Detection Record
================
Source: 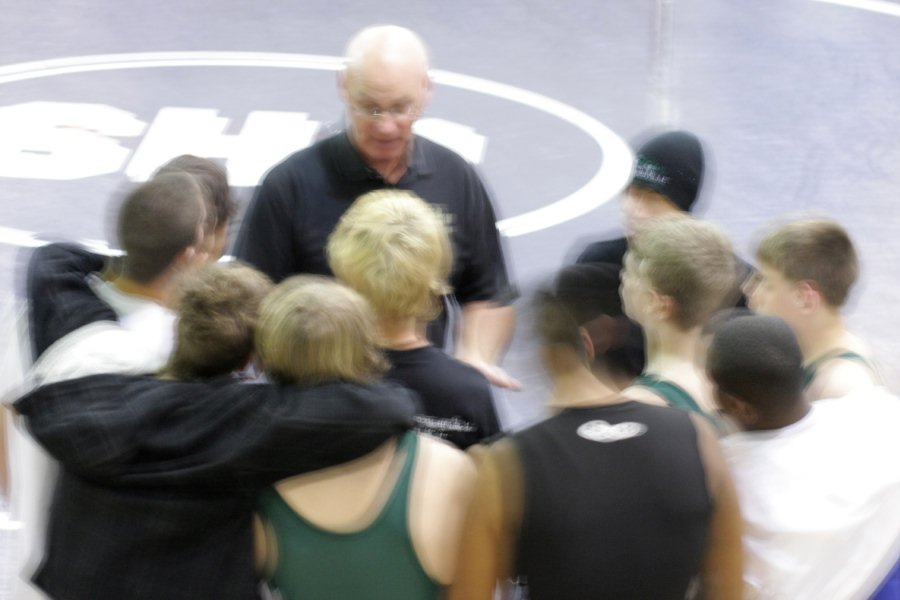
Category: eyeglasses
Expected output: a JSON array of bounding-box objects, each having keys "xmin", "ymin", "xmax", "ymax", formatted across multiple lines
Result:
[{"xmin": 350, "ymin": 102, "xmax": 421, "ymax": 122}]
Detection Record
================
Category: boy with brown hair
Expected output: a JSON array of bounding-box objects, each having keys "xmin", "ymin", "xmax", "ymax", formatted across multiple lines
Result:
[
  {"xmin": 154, "ymin": 154, "xmax": 237, "ymax": 261},
  {"xmin": 746, "ymin": 218, "xmax": 881, "ymax": 400}
]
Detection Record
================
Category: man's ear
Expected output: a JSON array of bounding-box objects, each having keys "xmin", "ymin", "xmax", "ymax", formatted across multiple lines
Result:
[
  {"xmin": 578, "ymin": 326, "xmax": 596, "ymax": 364},
  {"xmin": 580, "ymin": 318, "xmax": 606, "ymax": 354},
  {"xmin": 716, "ymin": 388, "xmax": 758, "ymax": 428},
  {"xmin": 174, "ymin": 244, "xmax": 206, "ymax": 272},
  {"xmin": 581, "ymin": 315, "xmax": 629, "ymax": 355},
  {"xmin": 420, "ymin": 73, "xmax": 434, "ymax": 108},
  {"xmin": 649, "ymin": 289, "xmax": 676, "ymax": 324},
  {"xmin": 796, "ymin": 279, "xmax": 823, "ymax": 313}
]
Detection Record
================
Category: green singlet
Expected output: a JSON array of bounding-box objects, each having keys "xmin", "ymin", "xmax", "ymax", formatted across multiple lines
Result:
[
  {"xmin": 634, "ymin": 373, "xmax": 704, "ymax": 415},
  {"xmin": 801, "ymin": 350, "xmax": 872, "ymax": 390},
  {"xmin": 257, "ymin": 431, "xmax": 440, "ymax": 600},
  {"xmin": 634, "ymin": 374, "xmax": 727, "ymax": 434}
]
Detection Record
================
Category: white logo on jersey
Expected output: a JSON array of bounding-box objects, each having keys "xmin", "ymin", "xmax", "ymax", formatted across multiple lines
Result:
[{"xmin": 576, "ymin": 420, "xmax": 647, "ymax": 443}]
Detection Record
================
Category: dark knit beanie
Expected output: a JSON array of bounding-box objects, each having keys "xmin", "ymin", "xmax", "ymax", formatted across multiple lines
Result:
[{"xmin": 631, "ymin": 130, "xmax": 704, "ymax": 213}]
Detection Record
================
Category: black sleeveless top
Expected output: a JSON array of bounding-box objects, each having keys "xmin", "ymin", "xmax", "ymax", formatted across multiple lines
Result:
[{"xmin": 514, "ymin": 401, "xmax": 712, "ymax": 600}]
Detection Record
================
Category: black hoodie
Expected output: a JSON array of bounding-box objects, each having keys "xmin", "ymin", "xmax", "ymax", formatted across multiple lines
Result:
[{"xmin": 16, "ymin": 374, "xmax": 417, "ymax": 600}]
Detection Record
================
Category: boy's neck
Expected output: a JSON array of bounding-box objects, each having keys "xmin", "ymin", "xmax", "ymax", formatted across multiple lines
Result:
[
  {"xmin": 644, "ymin": 321, "xmax": 703, "ymax": 377},
  {"xmin": 379, "ymin": 317, "xmax": 429, "ymax": 351},
  {"xmin": 745, "ymin": 399, "xmax": 812, "ymax": 432},
  {"xmin": 794, "ymin": 308, "xmax": 851, "ymax": 364},
  {"xmin": 589, "ymin": 364, "xmax": 632, "ymax": 392},
  {"xmin": 550, "ymin": 363, "xmax": 621, "ymax": 409},
  {"xmin": 112, "ymin": 276, "xmax": 169, "ymax": 305},
  {"xmin": 641, "ymin": 322, "xmax": 717, "ymax": 412}
]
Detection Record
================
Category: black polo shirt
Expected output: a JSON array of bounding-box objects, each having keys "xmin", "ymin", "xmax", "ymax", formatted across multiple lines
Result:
[{"xmin": 234, "ymin": 132, "xmax": 513, "ymax": 306}]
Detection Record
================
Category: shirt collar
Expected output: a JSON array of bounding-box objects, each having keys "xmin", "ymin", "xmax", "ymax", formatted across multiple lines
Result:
[{"xmin": 329, "ymin": 131, "xmax": 435, "ymax": 182}]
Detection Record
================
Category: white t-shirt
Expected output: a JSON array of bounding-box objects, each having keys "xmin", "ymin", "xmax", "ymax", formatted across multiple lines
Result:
[{"xmin": 723, "ymin": 386, "xmax": 900, "ymax": 600}]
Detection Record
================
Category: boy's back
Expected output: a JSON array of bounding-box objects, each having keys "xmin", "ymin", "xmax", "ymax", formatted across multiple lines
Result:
[{"xmin": 385, "ymin": 346, "xmax": 500, "ymax": 449}]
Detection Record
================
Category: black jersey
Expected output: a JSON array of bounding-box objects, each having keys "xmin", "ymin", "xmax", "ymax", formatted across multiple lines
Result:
[
  {"xmin": 513, "ymin": 401, "xmax": 712, "ymax": 600},
  {"xmin": 385, "ymin": 346, "xmax": 500, "ymax": 449}
]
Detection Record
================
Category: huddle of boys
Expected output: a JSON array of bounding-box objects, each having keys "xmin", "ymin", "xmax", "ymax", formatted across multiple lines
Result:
[
  {"xmin": 572, "ymin": 128, "xmax": 896, "ymax": 600},
  {"xmin": 5, "ymin": 23, "xmax": 898, "ymax": 600}
]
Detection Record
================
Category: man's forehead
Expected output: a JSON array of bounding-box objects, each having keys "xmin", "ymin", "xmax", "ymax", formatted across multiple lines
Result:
[
  {"xmin": 346, "ymin": 63, "xmax": 427, "ymax": 97},
  {"xmin": 348, "ymin": 85, "xmax": 417, "ymax": 105}
]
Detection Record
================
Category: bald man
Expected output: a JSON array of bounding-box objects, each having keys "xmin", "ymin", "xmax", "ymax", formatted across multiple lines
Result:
[{"xmin": 234, "ymin": 25, "xmax": 517, "ymax": 388}]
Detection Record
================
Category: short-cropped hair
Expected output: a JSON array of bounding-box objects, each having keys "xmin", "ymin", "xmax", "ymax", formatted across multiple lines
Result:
[
  {"xmin": 554, "ymin": 262, "xmax": 624, "ymax": 323},
  {"xmin": 155, "ymin": 155, "xmax": 236, "ymax": 235},
  {"xmin": 256, "ymin": 275, "xmax": 388, "ymax": 384},
  {"xmin": 532, "ymin": 288, "xmax": 588, "ymax": 359},
  {"xmin": 327, "ymin": 189, "xmax": 452, "ymax": 320},
  {"xmin": 167, "ymin": 262, "xmax": 273, "ymax": 380},
  {"xmin": 630, "ymin": 214, "xmax": 737, "ymax": 330},
  {"xmin": 756, "ymin": 218, "xmax": 859, "ymax": 307},
  {"xmin": 707, "ymin": 314, "xmax": 804, "ymax": 413},
  {"xmin": 117, "ymin": 172, "xmax": 205, "ymax": 283}
]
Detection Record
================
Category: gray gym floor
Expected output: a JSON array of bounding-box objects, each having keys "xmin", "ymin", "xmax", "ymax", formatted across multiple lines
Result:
[{"xmin": 2, "ymin": 0, "xmax": 900, "ymax": 593}]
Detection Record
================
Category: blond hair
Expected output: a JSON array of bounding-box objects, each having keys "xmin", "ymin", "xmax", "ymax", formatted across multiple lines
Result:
[
  {"xmin": 327, "ymin": 189, "xmax": 452, "ymax": 321},
  {"xmin": 756, "ymin": 218, "xmax": 858, "ymax": 307},
  {"xmin": 167, "ymin": 262, "xmax": 273, "ymax": 380},
  {"xmin": 256, "ymin": 275, "xmax": 388, "ymax": 384},
  {"xmin": 631, "ymin": 214, "xmax": 737, "ymax": 329}
]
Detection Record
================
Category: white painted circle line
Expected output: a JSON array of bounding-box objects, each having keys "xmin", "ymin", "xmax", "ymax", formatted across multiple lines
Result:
[
  {"xmin": 0, "ymin": 52, "xmax": 346, "ymax": 83},
  {"xmin": 0, "ymin": 51, "xmax": 633, "ymax": 239},
  {"xmin": 812, "ymin": 0, "xmax": 900, "ymax": 17},
  {"xmin": 431, "ymin": 70, "xmax": 633, "ymax": 236}
]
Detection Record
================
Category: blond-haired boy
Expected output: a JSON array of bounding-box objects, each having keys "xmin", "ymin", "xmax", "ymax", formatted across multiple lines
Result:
[
  {"xmin": 328, "ymin": 189, "xmax": 501, "ymax": 448},
  {"xmin": 621, "ymin": 214, "xmax": 738, "ymax": 414}
]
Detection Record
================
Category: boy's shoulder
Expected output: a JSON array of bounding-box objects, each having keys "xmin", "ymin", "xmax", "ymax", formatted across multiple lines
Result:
[{"xmin": 804, "ymin": 337, "xmax": 882, "ymax": 400}]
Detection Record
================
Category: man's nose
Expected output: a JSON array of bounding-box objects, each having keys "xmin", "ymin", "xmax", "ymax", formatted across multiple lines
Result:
[{"xmin": 374, "ymin": 115, "xmax": 400, "ymax": 134}]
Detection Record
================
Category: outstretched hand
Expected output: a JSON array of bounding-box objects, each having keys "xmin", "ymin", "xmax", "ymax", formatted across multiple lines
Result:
[{"xmin": 464, "ymin": 357, "xmax": 522, "ymax": 391}]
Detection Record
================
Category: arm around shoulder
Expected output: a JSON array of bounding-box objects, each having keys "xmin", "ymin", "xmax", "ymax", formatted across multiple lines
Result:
[{"xmin": 27, "ymin": 243, "xmax": 115, "ymax": 358}]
